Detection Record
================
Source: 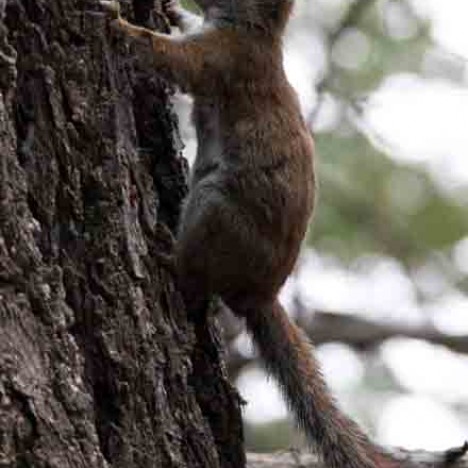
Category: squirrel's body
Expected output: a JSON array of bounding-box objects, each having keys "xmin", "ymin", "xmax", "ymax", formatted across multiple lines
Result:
[
  {"xmin": 182, "ymin": 33, "xmax": 315, "ymax": 313},
  {"xmin": 106, "ymin": 1, "xmax": 400, "ymax": 467}
]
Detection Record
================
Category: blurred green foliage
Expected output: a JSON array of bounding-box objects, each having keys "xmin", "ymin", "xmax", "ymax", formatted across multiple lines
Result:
[
  {"xmin": 244, "ymin": 420, "xmax": 297, "ymax": 452},
  {"xmin": 313, "ymin": 132, "xmax": 468, "ymax": 263},
  {"xmin": 181, "ymin": 0, "xmax": 198, "ymax": 12},
  {"xmin": 306, "ymin": 0, "xmax": 468, "ymax": 271}
]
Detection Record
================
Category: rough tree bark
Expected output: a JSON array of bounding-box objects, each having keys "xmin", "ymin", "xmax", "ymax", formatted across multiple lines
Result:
[{"xmin": 0, "ymin": 1, "xmax": 245, "ymax": 467}]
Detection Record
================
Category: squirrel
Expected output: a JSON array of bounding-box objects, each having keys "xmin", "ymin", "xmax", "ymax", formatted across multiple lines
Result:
[{"xmin": 100, "ymin": 1, "xmax": 402, "ymax": 467}]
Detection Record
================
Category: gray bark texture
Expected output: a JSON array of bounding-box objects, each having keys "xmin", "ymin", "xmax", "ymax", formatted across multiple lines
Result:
[{"xmin": 0, "ymin": 1, "xmax": 245, "ymax": 467}]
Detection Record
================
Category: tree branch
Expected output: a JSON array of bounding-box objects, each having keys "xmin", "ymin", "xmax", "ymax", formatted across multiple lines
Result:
[
  {"xmin": 247, "ymin": 444, "xmax": 468, "ymax": 467},
  {"xmin": 299, "ymin": 311, "xmax": 468, "ymax": 353},
  {"xmin": 226, "ymin": 310, "xmax": 468, "ymax": 379}
]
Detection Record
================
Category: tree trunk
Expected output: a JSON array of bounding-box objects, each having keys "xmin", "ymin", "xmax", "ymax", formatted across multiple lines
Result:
[{"xmin": 0, "ymin": 1, "xmax": 245, "ymax": 467}]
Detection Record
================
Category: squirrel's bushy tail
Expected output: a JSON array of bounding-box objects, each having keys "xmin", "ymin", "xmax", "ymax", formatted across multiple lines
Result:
[{"xmin": 244, "ymin": 300, "xmax": 396, "ymax": 468}]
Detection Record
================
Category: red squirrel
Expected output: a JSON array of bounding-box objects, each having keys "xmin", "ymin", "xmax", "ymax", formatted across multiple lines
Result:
[{"xmin": 102, "ymin": 1, "xmax": 402, "ymax": 466}]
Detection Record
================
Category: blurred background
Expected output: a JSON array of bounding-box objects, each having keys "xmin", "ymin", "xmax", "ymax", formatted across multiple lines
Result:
[{"xmin": 177, "ymin": 0, "xmax": 468, "ymax": 453}]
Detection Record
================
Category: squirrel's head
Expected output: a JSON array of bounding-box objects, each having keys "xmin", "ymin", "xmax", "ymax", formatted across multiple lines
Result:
[{"xmin": 194, "ymin": 0, "xmax": 294, "ymax": 35}]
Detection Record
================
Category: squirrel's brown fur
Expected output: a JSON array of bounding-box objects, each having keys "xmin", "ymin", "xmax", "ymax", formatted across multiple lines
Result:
[{"xmin": 105, "ymin": 1, "xmax": 401, "ymax": 466}]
